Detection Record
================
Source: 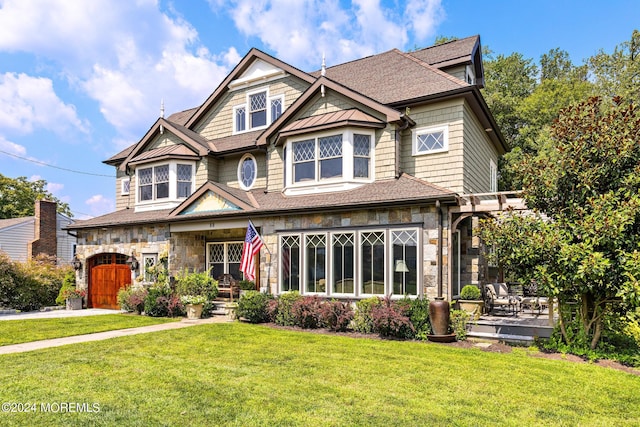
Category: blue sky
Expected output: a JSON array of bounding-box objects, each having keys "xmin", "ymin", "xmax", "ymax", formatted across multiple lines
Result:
[{"xmin": 0, "ymin": 0, "xmax": 638, "ymax": 219}]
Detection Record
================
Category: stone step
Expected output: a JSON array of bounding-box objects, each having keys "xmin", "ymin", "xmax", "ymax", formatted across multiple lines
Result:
[
  {"xmin": 468, "ymin": 318, "xmax": 554, "ymax": 344},
  {"xmin": 467, "ymin": 331, "xmax": 535, "ymax": 345}
]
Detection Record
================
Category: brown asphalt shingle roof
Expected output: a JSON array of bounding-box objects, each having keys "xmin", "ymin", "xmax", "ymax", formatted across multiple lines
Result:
[
  {"xmin": 68, "ymin": 174, "xmax": 456, "ymax": 229},
  {"xmin": 408, "ymin": 36, "xmax": 479, "ymax": 68},
  {"xmin": 0, "ymin": 216, "xmax": 34, "ymax": 230},
  {"xmin": 129, "ymin": 144, "xmax": 199, "ymax": 166}
]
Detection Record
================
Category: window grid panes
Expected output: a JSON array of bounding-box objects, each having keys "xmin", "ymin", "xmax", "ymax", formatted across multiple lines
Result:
[
  {"xmin": 250, "ymin": 92, "xmax": 267, "ymax": 128},
  {"xmin": 281, "ymin": 236, "xmax": 300, "ymax": 292},
  {"xmin": 271, "ymin": 98, "xmax": 282, "ymax": 121},
  {"xmin": 332, "ymin": 233, "xmax": 355, "ymax": 294},
  {"xmin": 319, "ymin": 135, "xmax": 343, "ymax": 180},
  {"xmin": 240, "ymin": 156, "xmax": 257, "ymax": 188},
  {"xmin": 353, "ymin": 134, "xmax": 371, "ymax": 178},
  {"xmin": 154, "ymin": 165, "xmax": 169, "ymax": 199},
  {"xmin": 235, "ymin": 107, "xmax": 246, "ymax": 132},
  {"xmin": 207, "ymin": 242, "xmax": 244, "ymax": 281},
  {"xmin": 361, "ymin": 232, "xmax": 385, "ymax": 295},
  {"xmin": 417, "ymin": 131, "xmax": 444, "ymax": 152},
  {"xmin": 177, "ymin": 164, "xmax": 192, "ymax": 198},
  {"xmin": 306, "ymin": 235, "xmax": 326, "ymax": 293},
  {"xmin": 143, "ymin": 254, "xmax": 157, "ymax": 282},
  {"xmin": 392, "ymin": 230, "xmax": 418, "ymax": 295},
  {"xmin": 138, "ymin": 168, "xmax": 153, "ymax": 201},
  {"xmin": 293, "ymin": 139, "xmax": 316, "ymax": 183}
]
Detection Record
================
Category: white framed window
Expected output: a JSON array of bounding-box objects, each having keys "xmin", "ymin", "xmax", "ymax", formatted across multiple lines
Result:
[
  {"xmin": 207, "ymin": 242, "xmax": 244, "ymax": 280},
  {"xmin": 233, "ymin": 89, "xmax": 285, "ymax": 134},
  {"xmin": 286, "ymin": 129, "xmax": 374, "ymax": 192},
  {"xmin": 121, "ymin": 178, "xmax": 130, "ymax": 196},
  {"xmin": 279, "ymin": 227, "xmax": 420, "ymax": 298},
  {"xmin": 412, "ymin": 124, "xmax": 449, "ymax": 155},
  {"xmin": 142, "ymin": 254, "xmax": 158, "ymax": 283},
  {"xmin": 238, "ymin": 154, "xmax": 257, "ymax": 190},
  {"xmin": 135, "ymin": 161, "xmax": 196, "ymax": 206},
  {"xmin": 490, "ymin": 159, "xmax": 498, "ymax": 192}
]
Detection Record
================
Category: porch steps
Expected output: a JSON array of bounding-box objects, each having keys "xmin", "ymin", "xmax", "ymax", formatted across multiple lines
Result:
[{"xmin": 467, "ymin": 318, "xmax": 553, "ymax": 345}]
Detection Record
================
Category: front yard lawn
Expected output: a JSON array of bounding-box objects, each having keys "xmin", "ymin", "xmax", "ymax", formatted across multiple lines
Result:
[
  {"xmin": 0, "ymin": 322, "xmax": 638, "ymax": 426},
  {"xmin": 0, "ymin": 314, "xmax": 178, "ymax": 346}
]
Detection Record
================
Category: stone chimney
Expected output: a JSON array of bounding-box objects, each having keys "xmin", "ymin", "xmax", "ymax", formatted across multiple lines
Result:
[{"xmin": 28, "ymin": 200, "xmax": 58, "ymax": 261}]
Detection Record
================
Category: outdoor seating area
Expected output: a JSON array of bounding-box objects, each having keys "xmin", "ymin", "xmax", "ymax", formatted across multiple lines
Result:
[{"xmin": 482, "ymin": 283, "xmax": 550, "ymax": 317}]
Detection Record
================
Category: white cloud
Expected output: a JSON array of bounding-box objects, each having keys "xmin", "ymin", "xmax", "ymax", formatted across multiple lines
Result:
[
  {"xmin": 0, "ymin": 0, "xmax": 235, "ymax": 140},
  {"xmin": 46, "ymin": 182, "xmax": 64, "ymax": 195},
  {"xmin": 85, "ymin": 194, "xmax": 115, "ymax": 217},
  {"xmin": 0, "ymin": 73, "xmax": 88, "ymax": 135},
  {"xmin": 0, "ymin": 136, "xmax": 27, "ymax": 156},
  {"xmin": 224, "ymin": 0, "xmax": 445, "ymax": 68}
]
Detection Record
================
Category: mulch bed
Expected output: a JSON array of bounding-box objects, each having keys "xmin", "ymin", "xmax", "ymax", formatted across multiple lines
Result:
[{"xmin": 259, "ymin": 322, "xmax": 640, "ymax": 376}]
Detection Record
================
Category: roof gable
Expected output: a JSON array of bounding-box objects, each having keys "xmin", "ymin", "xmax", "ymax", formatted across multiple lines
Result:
[
  {"xmin": 185, "ymin": 48, "xmax": 316, "ymax": 130},
  {"xmin": 169, "ymin": 181, "xmax": 255, "ymax": 217},
  {"xmin": 258, "ymin": 76, "xmax": 405, "ymax": 146}
]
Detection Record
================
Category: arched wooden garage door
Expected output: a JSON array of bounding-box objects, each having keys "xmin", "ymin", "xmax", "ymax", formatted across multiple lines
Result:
[{"xmin": 89, "ymin": 253, "xmax": 132, "ymax": 309}]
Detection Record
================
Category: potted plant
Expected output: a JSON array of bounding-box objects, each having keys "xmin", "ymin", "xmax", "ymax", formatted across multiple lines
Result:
[
  {"xmin": 63, "ymin": 287, "xmax": 87, "ymax": 310},
  {"xmin": 180, "ymin": 295, "xmax": 207, "ymax": 319},
  {"xmin": 458, "ymin": 285, "xmax": 483, "ymax": 320}
]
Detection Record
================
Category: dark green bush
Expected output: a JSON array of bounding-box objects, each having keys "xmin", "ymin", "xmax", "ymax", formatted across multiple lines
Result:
[
  {"xmin": 272, "ymin": 291, "xmax": 303, "ymax": 326},
  {"xmin": 237, "ymin": 291, "xmax": 271, "ymax": 323},
  {"xmin": 460, "ymin": 285, "xmax": 481, "ymax": 300},
  {"xmin": 408, "ymin": 297, "xmax": 431, "ymax": 340},
  {"xmin": 56, "ymin": 270, "xmax": 77, "ymax": 305},
  {"xmin": 174, "ymin": 268, "xmax": 218, "ymax": 300},
  {"xmin": 353, "ymin": 296, "xmax": 381, "ymax": 333}
]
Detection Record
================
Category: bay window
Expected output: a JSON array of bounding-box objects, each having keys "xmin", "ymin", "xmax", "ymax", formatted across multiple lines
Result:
[{"xmin": 136, "ymin": 161, "xmax": 195, "ymax": 206}]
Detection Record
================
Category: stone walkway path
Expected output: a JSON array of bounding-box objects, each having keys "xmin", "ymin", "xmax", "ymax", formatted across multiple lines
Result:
[{"xmin": 0, "ymin": 312, "xmax": 232, "ymax": 355}]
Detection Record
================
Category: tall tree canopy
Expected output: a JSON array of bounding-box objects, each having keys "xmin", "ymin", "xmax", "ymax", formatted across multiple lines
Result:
[
  {"xmin": 0, "ymin": 174, "xmax": 72, "ymax": 219},
  {"xmin": 482, "ymin": 97, "xmax": 640, "ymax": 350}
]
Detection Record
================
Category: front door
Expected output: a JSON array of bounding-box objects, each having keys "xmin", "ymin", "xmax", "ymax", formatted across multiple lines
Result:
[{"xmin": 89, "ymin": 254, "xmax": 131, "ymax": 309}]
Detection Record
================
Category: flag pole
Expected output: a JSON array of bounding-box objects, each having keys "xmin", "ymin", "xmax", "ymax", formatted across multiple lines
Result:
[{"xmin": 248, "ymin": 219, "xmax": 272, "ymax": 293}]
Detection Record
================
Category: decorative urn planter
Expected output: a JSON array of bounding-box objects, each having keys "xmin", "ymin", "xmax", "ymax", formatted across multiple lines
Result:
[
  {"xmin": 185, "ymin": 303, "xmax": 204, "ymax": 320},
  {"xmin": 66, "ymin": 297, "xmax": 83, "ymax": 311},
  {"xmin": 429, "ymin": 297, "xmax": 450, "ymax": 336},
  {"xmin": 224, "ymin": 302, "xmax": 238, "ymax": 320}
]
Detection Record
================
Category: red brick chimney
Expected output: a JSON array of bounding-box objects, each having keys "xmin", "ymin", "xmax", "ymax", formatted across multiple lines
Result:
[{"xmin": 28, "ymin": 200, "xmax": 58, "ymax": 261}]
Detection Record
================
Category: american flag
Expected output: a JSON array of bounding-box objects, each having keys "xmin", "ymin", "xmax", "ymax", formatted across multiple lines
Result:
[{"xmin": 240, "ymin": 221, "xmax": 263, "ymax": 281}]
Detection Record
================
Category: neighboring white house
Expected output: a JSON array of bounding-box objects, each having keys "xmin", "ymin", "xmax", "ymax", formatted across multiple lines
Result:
[{"xmin": 0, "ymin": 201, "xmax": 75, "ymax": 265}]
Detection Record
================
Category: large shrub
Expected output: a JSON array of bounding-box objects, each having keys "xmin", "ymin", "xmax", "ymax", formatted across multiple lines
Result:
[
  {"xmin": 353, "ymin": 297, "xmax": 382, "ymax": 334},
  {"xmin": 291, "ymin": 295, "xmax": 324, "ymax": 329},
  {"xmin": 320, "ymin": 300, "xmax": 354, "ymax": 332},
  {"xmin": 272, "ymin": 291, "xmax": 303, "ymax": 326},
  {"xmin": 117, "ymin": 286, "xmax": 148, "ymax": 313},
  {"xmin": 408, "ymin": 298, "xmax": 431, "ymax": 340},
  {"xmin": 56, "ymin": 270, "xmax": 77, "ymax": 305},
  {"xmin": 371, "ymin": 297, "xmax": 414, "ymax": 339},
  {"xmin": 174, "ymin": 268, "xmax": 218, "ymax": 300},
  {"xmin": 450, "ymin": 309, "xmax": 470, "ymax": 341},
  {"xmin": 237, "ymin": 291, "xmax": 271, "ymax": 323},
  {"xmin": 144, "ymin": 285, "xmax": 184, "ymax": 317},
  {"xmin": 0, "ymin": 253, "xmax": 69, "ymax": 311}
]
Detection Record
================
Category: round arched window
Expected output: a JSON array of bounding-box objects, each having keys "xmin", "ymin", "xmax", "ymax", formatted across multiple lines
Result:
[{"xmin": 238, "ymin": 154, "xmax": 257, "ymax": 189}]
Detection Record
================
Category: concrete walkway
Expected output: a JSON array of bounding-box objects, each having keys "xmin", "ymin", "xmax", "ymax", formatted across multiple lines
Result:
[
  {"xmin": 0, "ymin": 308, "xmax": 124, "ymax": 321},
  {"xmin": 0, "ymin": 312, "xmax": 232, "ymax": 355}
]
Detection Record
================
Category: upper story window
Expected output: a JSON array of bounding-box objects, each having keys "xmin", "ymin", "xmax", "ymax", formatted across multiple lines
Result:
[
  {"xmin": 412, "ymin": 124, "xmax": 449, "ymax": 155},
  {"xmin": 238, "ymin": 154, "xmax": 257, "ymax": 190},
  {"xmin": 136, "ymin": 161, "xmax": 195, "ymax": 206},
  {"xmin": 234, "ymin": 89, "xmax": 284, "ymax": 134},
  {"xmin": 285, "ymin": 130, "xmax": 373, "ymax": 194},
  {"xmin": 121, "ymin": 178, "xmax": 130, "ymax": 196}
]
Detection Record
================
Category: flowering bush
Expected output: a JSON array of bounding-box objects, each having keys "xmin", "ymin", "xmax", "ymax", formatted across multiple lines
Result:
[
  {"xmin": 320, "ymin": 300, "xmax": 354, "ymax": 332},
  {"xmin": 61, "ymin": 287, "xmax": 87, "ymax": 299},
  {"xmin": 371, "ymin": 297, "xmax": 414, "ymax": 339},
  {"xmin": 117, "ymin": 286, "xmax": 148, "ymax": 313},
  {"xmin": 291, "ymin": 295, "xmax": 324, "ymax": 329},
  {"xmin": 180, "ymin": 295, "xmax": 207, "ymax": 305},
  {"xmin": 144, "ymin": 285, "xmax": 184, "ymax": 317}
]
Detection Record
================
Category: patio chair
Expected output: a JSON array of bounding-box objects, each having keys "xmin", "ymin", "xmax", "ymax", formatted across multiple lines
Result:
[{"xmin": 484, "ymin": 283, "xmax": 520, "ymax": 316}]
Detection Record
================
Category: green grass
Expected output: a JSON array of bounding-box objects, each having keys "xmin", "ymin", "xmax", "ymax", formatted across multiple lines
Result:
[
  {"xmin": 0, "ymin": 322, "xmax": 638, "ymax": 426},
  {"xmin": 0, "ymin": 315, "xmax": 178, "ymax": 346}
]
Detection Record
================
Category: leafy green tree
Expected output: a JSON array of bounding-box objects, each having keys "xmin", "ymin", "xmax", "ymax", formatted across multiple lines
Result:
[
  {"xmin": 0, "ymin": 174, "xmax": 72, "ymax": 218},
  {"xmin": 482, "ymin": 97, "xmax": 640, "ymax": 350},
  {"xmin": 589, "ymin": 29, "xmax": 640, "ymax": 104}
]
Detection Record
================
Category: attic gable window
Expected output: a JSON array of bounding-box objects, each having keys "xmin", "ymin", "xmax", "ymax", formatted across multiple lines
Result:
[
  {"xmin": 233, "ymin": 90, "xmax": 284, "ymax": 134},
  {"xmin": 412, "ymin": 124, "xmax": 449, "ymax": 155}
]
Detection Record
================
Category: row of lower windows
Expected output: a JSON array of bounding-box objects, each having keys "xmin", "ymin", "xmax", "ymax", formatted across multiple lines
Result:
[{"xmin": 280, "ymin": 228, "xmax": 420, "ymax": 297}]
